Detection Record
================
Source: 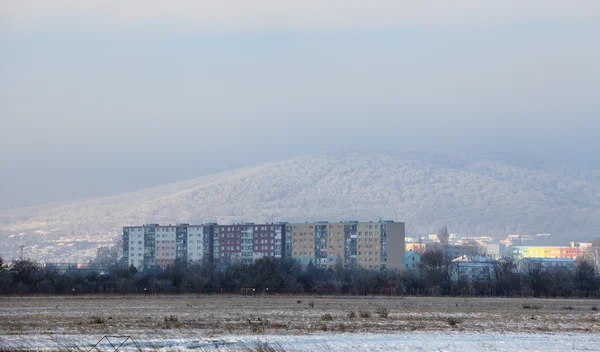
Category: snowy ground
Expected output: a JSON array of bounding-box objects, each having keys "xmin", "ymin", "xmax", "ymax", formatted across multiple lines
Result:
[
  {"xmin": 1, "ymin": 296, "xmax": 599, "ymax": 351},
  {"xmin": 2, "ymin": 332, "xmax": 600, "ymax": 351}
]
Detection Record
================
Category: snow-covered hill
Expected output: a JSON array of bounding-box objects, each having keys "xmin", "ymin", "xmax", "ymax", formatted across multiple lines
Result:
[{"xmin": 2, "ymin": 151, "xmax": 600, "ymax": 260}]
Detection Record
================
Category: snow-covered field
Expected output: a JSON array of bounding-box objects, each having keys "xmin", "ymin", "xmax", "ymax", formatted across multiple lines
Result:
[
  {"xmin": 1, "ymin": 296, "xmax": 599, "ymax": 351},
  {"xmin": 2, "ymin": 331, "xmax": 600, "ymax": 351}
]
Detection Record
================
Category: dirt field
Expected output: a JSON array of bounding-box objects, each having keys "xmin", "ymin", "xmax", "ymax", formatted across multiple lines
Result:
[{"xmin": 1, "ymin": 295, "xmax": 599, "ymax": 337}]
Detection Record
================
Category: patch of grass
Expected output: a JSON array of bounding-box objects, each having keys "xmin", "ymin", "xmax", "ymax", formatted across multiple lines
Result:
[
  {"xmin": 321, "ymin": 313, "xmax": 334, "ymax": 321},
  {"xmin": 164, "ymin": 315, "xmax": 179, "ymax": 322},
  {"xmin": 359, "ymin": 310, "xmax": 371, "ymax": 319},
  {"xmin": 522, "ymin": 303, "xmax": 541, "ymax": 310},
  {"xmin": 376, "ymin": 307, "xmax": 389, "ymax": 319},
  {"xmin": 447, "ymin": 317, "xmax": 461, "ymax": 327},
  {"xmin": 89, "ymin": 315, "xmax": 105, "ymax": 324},
  {"xmin": 347, "ymin": 311, "xmax": 356, "ymax": 319},
  {"xmin": 246, "ymin": 316, "xmax": 269, "ymax": 334},
  {"xmin": 335, "ymin": 322, "xmax": 352, "ymax": 332}
]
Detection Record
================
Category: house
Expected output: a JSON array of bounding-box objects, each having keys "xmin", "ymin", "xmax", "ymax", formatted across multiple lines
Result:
[
  {"xmin": 402, "ymin": 250, "xmax": 421, "ymax": 270},
  {"xmin": 452, "ymin": 255, "xmax": 497, "ymax": 283}
]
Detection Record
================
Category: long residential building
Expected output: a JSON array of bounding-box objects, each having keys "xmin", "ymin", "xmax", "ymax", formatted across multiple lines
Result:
[
  {"xmin": 287, "ymin": 220, "xmax": 404, "ymax": 271},
  {"xmin": 123, "ymin": 220, "xmax": 405, "ymax": 272},
  {"xmin": 511, "ymin": 243, "xmax": 591, "ymax": 261}
]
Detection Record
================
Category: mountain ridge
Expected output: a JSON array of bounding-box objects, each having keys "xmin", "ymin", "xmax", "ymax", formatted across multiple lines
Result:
[{"xmin": 2, "ymin": 150, "xmax": 599, "ymax": 260}]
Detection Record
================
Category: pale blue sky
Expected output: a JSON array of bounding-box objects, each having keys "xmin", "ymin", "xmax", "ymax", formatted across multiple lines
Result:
[{"xmin": 1, "ymin": 1, "xmax": 599, "ymax": 207}]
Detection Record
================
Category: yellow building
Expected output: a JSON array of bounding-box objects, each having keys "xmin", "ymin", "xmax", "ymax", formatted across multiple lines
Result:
[
  {"xmin": 286, "ymin": 221, "xmax": 405, "ymax": 271},
  {"xmin": 511, "ymin": 245, "xmax": 585, "ymax": 261},
  {"xmin": 406, "ymin": 242, "xmax": 426, "ymax": 253}
]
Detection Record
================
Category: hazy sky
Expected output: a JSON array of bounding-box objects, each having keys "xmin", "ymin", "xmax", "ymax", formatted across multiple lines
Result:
[{"xmin": 1, "ymin": 1, "xmax": 599, "ymax": 207}]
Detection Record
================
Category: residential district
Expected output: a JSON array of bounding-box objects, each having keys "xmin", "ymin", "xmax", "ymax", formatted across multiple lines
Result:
[{"xmin": 123, "ymin": 221, "xmax": 600, "ymax": 283}]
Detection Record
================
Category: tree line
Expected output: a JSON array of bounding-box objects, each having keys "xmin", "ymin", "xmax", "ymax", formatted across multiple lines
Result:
[{"xmin": 1, "ymin": 250, "xmax": 599, "ymax": 298}]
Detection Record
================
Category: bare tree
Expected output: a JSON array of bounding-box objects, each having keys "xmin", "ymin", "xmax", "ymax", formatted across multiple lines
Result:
[
  {"xmin": 580, "ymin": 247, "xmax": 600, "ymax": 275},
  {"xmin": 95, "ymin": 245, "xmax": 120, "ymax": 269},
  {"xmin": 465, "ymin": 240, "xmax": 487, "ymax": 257},
  {"xmin": 575, "ymin": 257, "xmax": 599, "ymax": 293},
  {"xmin": 519, "ymin": 259, "xmax": 553, "ymax": 297},
  {"xmin": 492, "ymin": 257, "xmax": 519, "ymax": 296},
  {"xmin": 419, "ymin": 248, "xmax": 454, "ymax": 294},
  {"xmin": 438, "ymin": 226, "xmax": 450, "ymax": 248}
]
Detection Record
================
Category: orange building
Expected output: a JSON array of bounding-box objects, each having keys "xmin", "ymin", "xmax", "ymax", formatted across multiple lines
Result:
[{"xmin": 286, "ymin": 221, "xmax": 405, "ymax": 271}]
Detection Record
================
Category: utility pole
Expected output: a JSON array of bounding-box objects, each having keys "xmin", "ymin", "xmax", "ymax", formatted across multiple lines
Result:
[{"xmin": 19, "ymin": 245, "xmax": 24, "ymax": 261}]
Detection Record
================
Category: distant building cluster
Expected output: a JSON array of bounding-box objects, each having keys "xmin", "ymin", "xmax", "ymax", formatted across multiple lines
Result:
[
  {"xmin": 123, "ymin": 220, "xmax": 405, "ymax": 271},
  {"xmin": 402, "ymin": 232, "xmax": 598, "ymax": 283},
  {"xmin": 123, "ymin": 219, "xmax": 598, "ymax": 280}
]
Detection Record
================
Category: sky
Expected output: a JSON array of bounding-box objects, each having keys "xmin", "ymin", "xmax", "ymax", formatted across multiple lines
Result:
[{"xmin": 1, "ymin": 1, "xmax": 599, "ymax": 208}]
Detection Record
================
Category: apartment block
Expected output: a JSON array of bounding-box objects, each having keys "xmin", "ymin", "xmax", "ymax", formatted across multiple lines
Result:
[
  {"xmin": 518, "ymin": 257, "xmax": 577, "ymax": 272},
  {"xmin": 124, "ymin": 222, "xmax": 286, "ymax": 270},
  {"xmin": 123, "ymin": 223, "xmax": 214, "ymax": 269},
  {"xmin": 511, "ymin": 244, "xmax": 588, "ymax": 261},
  {"xmin": 213, "ymin": 223, "xmax": 287, "ymax": 265},
  {"xmin": 123, "ymin": 220, "xmax": 404, "ymax": 271},
  {"xmin": 286, "ymin": 220, "xmax": 405, "ymax": 271}
]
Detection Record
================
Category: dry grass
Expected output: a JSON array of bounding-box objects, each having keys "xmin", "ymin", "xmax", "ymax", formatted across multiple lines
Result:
[
  {"xmin": 522, "ymin": 303, "xmax": 542, "ymax": 310},
  {"xmin": 1, "ymin": 295, "xmax": 600, "ymax": 338},
  {"xmin": 165, "ymin": 315, "xmax": 179, "ymax": 322},
  {"xmin": 376, "ymin": 307, "xmax": 389, "ymax": 319},
  {"xmin": 447, "ymin": 317, "xmax": 461, "ymax": 327},
  {"xmin": 321, "ymin": 313, "xmax": 334, "ymax": 321},
  {"xmin": 88, "ymin": 315, "xmax": 105, "ymax": 324},
  {"xmin": 358, "ymin": 310, "xmax": 371, "ymax": 319}
]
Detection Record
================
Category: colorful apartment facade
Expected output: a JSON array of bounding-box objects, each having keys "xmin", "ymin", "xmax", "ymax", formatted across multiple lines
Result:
[
  {"xmin": 285, "ymin": 220, "xmax": 405, "ymax": 271},
  {"xmin": 511, "ymin": 243, "xmax": 590, "ymax": 261},
  {"xmin": 123, "ymin": 220, "xmax": 405, "ymax": 271},
  {"xmin": 213, "ymin": 223, "xmax": 286, "ymax": 265},
  {"xmin": 123, "ymin": 223, "xmax": 214, "ymax": 269}
]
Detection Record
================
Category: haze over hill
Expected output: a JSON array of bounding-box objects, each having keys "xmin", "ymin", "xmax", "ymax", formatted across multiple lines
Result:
[{"xmin": 1, "ymin": 151, "xmax": 599, "ymax": 260}]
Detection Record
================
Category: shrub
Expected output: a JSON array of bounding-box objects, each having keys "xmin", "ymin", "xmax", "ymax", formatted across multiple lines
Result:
[
  {"xmin": 359, "ymin": 310, "xmax": 371, "ymax": 319},
  {"xmin": 592, "ymin": 306, "xmax": 598, "ymax": 311},
  {"xmin": 321, "ymin": 313, "xmax": 334, "ymax": 321},
  {"xmin": 296, "ymin": 300, "xmax": 302, "ymax": 304},
  {"xmin": 376, "ymin": 307, "xmax": 388, "ymax": 319},
  {"xmin": 89, "ymin": 315, "xmax": 105, "ymax": 324},
  {"xmin": 447, "ymin": 317, "xmax": 461, "ymax": 327},
  {"xmin": 250, "ymin": 323, "xmax": 264, "ymax": 334},
  {"xmin": 336, "ymin": 323, "xmax": 350, "ymax": 332},
  {"xmin": 347, "ymin": 311, "xmax": 356, "ymax": 319},
  {"xmin": 164, "ymin": 315, "xmax": 179, "ymax": 322},
  {"xmin": 246, "ymin": 316, "xmax": 268, "ymax": 334},
  {"xmin": 522, "ymin": 304, "xmax": 541, "ymax": 310},
  {"xmin": 561, "ymin": 306, "xmax": 574, "ymax": 310},
  {"xmin": 308, "ymin": 301, "xmax": 315, "ymax": 308}
]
